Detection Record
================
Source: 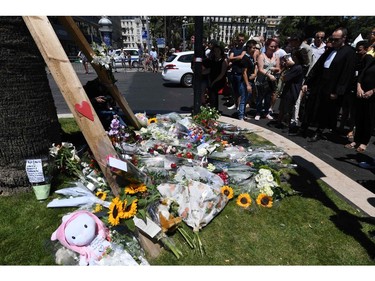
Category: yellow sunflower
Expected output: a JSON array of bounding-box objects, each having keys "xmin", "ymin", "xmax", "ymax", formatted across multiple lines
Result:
[
  {"xmin": 236, "ymin": 193, "xmax": 252, "ymax": 208},
  {"xmin": 135, "ymin": 183, "xmax": 147, "ymax": 193},
  {"xmin": 95, "ymin": 190, "xmax": 107, "ymax": 201},
  {"xmin": 148, "ymin": 117, "xmax": 158, "ymax": 125},
  {"xmin": 93, "ymin": 204, "xmax": 102, "ymax": 213},
  {"xmin": 122, "ymin": 199, "xmax": 138, "ymax": 219},
  {"xmin": 220, "ymin": 185, "xmax": 234, "ymax": 200},
  {"xmin": 108, "ymin": 197, "xmax": 124, "ymax": 226},
  {"xmin": 125, "ymin": 183, "xmax": 147, "ymax": 194},
  {"xmin": 256, "ymin": 193, "xmax": 273, "ymax": 208}
]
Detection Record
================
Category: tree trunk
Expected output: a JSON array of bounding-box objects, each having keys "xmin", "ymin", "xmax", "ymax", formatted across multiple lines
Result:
[{"xmin": 0, "ymin": 16, "xmax": 61, "ymax": 196}]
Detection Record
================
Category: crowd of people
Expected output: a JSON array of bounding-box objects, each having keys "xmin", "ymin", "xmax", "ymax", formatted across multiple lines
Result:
[{"xmin": 198, "ymin": 27, "xmax": 375, "ymax": 169}]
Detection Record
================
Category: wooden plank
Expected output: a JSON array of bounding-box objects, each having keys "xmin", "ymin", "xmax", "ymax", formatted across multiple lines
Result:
[
  {"xmin": 57, "ymin": 16, "xmax": 141, "ymax": 130},
  {"xmin": 23, "ymin": 16, "xmax": 120, "ymax": 197}
]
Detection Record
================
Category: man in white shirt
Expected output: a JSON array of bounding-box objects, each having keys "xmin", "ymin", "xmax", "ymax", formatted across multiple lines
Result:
[
  {"xmin": 309, "ymin": 31, "xmax": 326, "ymax": 71},
  {"xmin": 149, "ymin": 46, "xmax": 159, "ymax": 73}
]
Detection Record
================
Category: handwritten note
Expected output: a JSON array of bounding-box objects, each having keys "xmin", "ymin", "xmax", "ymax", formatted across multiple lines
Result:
[{"xmin": 25, "ymin": 159, "xmax": 45, "ymax": 183}]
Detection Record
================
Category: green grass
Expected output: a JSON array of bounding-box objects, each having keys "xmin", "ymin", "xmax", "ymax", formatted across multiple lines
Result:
[
  {"xmin": 150, "ymin": 168, "xmax": 375, "ymax": 265},
  {"xmin": 0, "ymin": 117, "xmax": 374, "ymax": 265}
]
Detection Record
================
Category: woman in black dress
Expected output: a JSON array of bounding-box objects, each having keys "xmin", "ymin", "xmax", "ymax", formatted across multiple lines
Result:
[
  {"xmin": 205, "ymin": 45, "xmax": 228, "ymax": 110},
  {"xmin": 346, "ymin": 55, "xmax": 375, "ymax": 153}
]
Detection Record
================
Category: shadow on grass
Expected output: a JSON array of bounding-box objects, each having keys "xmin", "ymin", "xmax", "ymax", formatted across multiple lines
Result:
[{"xmin": 289, "ymin": 156, "xmax": 375, "ymax": 260}]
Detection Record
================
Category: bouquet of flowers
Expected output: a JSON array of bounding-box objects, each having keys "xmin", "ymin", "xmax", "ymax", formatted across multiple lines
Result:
[
  {"xmin": 49, "ymin": 142, "xmax": 84, "ymax": 180},
  {"xmin": 91, "ymin": 42, "xmax": 116, "ymax": 83},
  {"xmin": 157, "ymin": 165, "xmax": 228, "ymax": 256},
  {"xmin": 219, "ymin": 166, "xmax": 289, "ymax": 212}
]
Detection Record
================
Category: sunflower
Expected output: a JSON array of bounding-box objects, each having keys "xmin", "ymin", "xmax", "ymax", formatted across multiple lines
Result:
[
  {"xmin": 93, "ymin": 203, "xmax": 103, "ymax": 213},
  {"xmin": 236, "ymin": 193, "xmax": 252, "ymax": 208},
  {"xmin": 135, "ymin": 183, "xmax": 147, "ymax": 193},
  {"xmin": 148, "ymin": 117, "xmax": 158, "ymax": 125},
  {"xmin": 108, "ymin": 197, "xmax": 124, "ymax": 226},
  {"xmin": 220, "ymin": 185, "xmax": 234, "ymax": 200},
  {"xmin": 256, "ymin": 193, "xmax": 273, "ymax": 208},
  {"xmin": 125, "ymin": 183, "xmax": 147, "ymax": 194},
  {"xmin": 122, "ymin": 199, "xmax": 138, "ymax": 219},
  {"xmin": 95, "ymin": 190, "xmax": 107, "ymax": 201}
]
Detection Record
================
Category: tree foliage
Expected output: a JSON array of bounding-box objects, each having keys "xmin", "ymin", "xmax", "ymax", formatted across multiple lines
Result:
[{"xmin": 277, "ymin": 16, "xmax": 375, "ymax": 44}]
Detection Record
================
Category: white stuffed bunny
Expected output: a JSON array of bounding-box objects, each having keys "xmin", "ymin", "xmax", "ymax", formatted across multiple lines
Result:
[{"xmin": 51, "ymin": 210, "xmax": 146, "ymax": 266}]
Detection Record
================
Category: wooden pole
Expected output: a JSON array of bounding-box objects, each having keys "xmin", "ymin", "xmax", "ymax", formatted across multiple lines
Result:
[
  {"xmin": 23, "ymin": 16, "xmax": 121, "ymax": 196},
  {"xmin": 58, "ymin": 16, "xmax": 141, "ymax": 130}
]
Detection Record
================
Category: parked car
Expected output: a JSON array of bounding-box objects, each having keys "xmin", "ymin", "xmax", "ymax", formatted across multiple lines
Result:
[
  {"xmin": 162, "ymin": 51, "xmax": 194, "ymax": 87},
  {"xmin": 114, "ymin": 48, "xmax": 140, "ymax": 68}
]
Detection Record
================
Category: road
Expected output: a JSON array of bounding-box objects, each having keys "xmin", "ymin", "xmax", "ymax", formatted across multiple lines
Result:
[
  {"xmin": 48, "ymin": 65, "xmax": 375, "ymax": 195},
  {"xmin": 49, "ymin": 66, "xmax": 193, "ymax": 115}
]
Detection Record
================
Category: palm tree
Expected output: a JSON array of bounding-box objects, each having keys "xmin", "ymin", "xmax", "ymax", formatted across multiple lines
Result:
[{"xmin": 0, "ymin": 16, "xmax": 61, "ymax": 196}]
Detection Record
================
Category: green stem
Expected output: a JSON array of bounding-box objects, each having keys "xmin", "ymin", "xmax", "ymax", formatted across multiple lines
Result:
[
  {"xmin": 194, "ymin": 231, "xmax": 205, "ymax": 257},
  {"xmin": 178, "ymin": 227, "xmax": 195, "ymax": 249},
  {"xmin": 160, "ymin": 236, "xmax": 183, "ymax": 259}
]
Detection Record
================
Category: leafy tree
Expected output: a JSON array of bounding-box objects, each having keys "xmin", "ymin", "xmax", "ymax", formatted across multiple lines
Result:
[{"xmin": 278, "ymin": 16, "xmax": 375, "ymax": 44}]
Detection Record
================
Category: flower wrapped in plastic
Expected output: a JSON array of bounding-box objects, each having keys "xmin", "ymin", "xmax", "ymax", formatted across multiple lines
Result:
[
  {"xmin": 139, "ymin": 122, "xmax": 179, "ymax": 143},
  {"xmin": 157, "ymin": 168, "xmax": 229, "ymax": 255},
  {"xmin": 134, "ymin": 112, "xmax": 148, "ymax": 127}
]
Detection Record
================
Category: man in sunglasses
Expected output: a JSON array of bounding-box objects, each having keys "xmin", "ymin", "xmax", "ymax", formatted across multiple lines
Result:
[
  {"xmin": 300, "ymin": 27, "xmax": 356, "ymax": 142},
  {"xmin": 310, "ymin": 31, "xmax": 326, "ymax": 70}
]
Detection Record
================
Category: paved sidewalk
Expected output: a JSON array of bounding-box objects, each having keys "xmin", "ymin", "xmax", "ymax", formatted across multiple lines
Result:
[{"xmin": 220, "ymin": 116, "xmax": 375, "ymax": 218}]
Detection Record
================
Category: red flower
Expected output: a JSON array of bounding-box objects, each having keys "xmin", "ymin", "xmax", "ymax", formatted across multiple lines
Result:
[
  {"xmin": 171, "ymin": 163, "xmax": 177, "ymax": 169},
  {"xmin": 186, "ymin": 152, "xmax": 193, "ymax": 159}
]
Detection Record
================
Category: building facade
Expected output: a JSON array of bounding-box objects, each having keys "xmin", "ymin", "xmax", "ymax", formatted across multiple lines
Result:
[
  {"xmin": 203, "ymin": 16, "xmax": 283, "ymax": 45},
  {"xmin": 50, "ymin": 16, "xmax": 282, "ymax": 58}
]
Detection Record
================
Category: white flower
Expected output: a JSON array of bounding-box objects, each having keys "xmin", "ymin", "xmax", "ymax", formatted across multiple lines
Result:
[
  {"xmin": 259, "ymin": 168, "xmax": 272, "ymax": 176},
  {"xmin": 197, "ymin": 147, "xmax": 208, "ymax": 157},
  {"xmin": 260, "ymin": 185, "xmax": 274, "ymax": 196},
  {"xmin": 255, "ymin": 174, "xmax": 261, "ymax": 182},
  {"xmin": 207, "ymin": 163, "xmax": 216, "ymax": 172},
  {"xmin": 266, "ymin": 174, "xmax": 274, "ymax": 182}
]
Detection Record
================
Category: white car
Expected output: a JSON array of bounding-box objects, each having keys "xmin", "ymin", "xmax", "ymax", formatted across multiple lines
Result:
[
  {"xmin": 114, "ymin": 48, "xmax": 140, "ymax": 68},
  {"xmin": 162, "ymin": 51, "xmax": 194, "ymax": 87}
]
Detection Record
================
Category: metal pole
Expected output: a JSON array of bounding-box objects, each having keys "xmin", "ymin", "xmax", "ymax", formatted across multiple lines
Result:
[
  {"xmin": 146, "ymin": 17, "xmax": 151, "ymax": 51},
  {"xmin": 193, "ymin": 16, "xmax": 203, "ymax": 116},
  {"xmin": 182, "ymin": 24, "xmax": 186, "ymax": 51}
]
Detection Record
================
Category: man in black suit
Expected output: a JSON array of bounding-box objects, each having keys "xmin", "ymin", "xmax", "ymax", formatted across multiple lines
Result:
[{"xmin": 300, "ymin": 27, "xmax": 356, "ymax": 142}]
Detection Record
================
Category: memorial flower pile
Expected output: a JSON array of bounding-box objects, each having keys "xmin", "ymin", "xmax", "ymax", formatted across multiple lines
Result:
[{"xmin": 48, "ymin": 107, "xmax": 294, "ymax": 263}]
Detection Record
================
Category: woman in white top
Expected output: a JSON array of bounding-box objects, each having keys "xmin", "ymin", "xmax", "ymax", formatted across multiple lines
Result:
[{"xmin": 255, "ymin": 38, "xmax": 280, "ymax": 120}]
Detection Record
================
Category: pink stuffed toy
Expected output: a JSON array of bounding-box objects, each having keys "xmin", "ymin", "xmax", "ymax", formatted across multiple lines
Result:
[{"xmin": 51, "ymin": 210, "xmax": 141, "ymax": 266}]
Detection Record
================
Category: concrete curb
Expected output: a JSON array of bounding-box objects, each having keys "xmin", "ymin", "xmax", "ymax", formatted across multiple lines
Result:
[
  {"xmin": 220, "ymin": 116, "xmax": 375, "ymax": 218},
  {"xmin": 58, "ymin": 113, "xmax": 73, "ymax": 118}
]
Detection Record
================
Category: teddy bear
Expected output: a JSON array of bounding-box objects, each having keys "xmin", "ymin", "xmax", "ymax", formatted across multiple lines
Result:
[{"xmin": 51, "ymin": 210, "xmax": 147, "ymax": 266}]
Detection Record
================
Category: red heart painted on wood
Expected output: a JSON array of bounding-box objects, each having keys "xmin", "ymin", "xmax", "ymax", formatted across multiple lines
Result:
[{"xmin": 74, "ymin": 101, "xmax": 94, "ymax": 121}]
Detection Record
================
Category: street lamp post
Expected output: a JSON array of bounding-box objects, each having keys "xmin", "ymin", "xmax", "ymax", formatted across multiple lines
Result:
[{"xmin": 182, "ymin": 17, "xmax": 194, "ymax": 51}]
